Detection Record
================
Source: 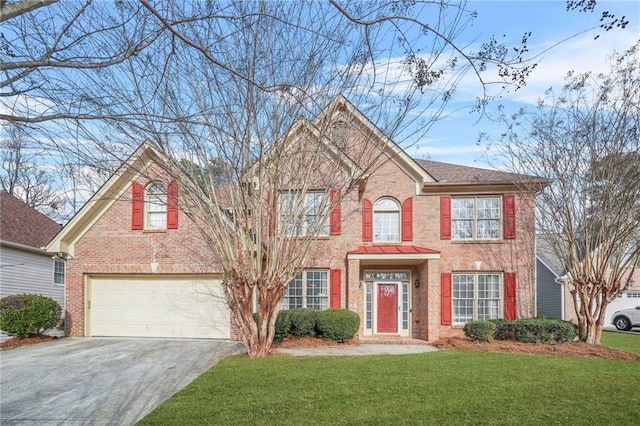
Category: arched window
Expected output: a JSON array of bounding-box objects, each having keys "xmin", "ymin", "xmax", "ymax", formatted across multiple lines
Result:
[
  {"xmin": 146, "ymin": 183, "xmax": 167, "ymax": 229},
  {"xmin": 373, "ymin": 198, "xmax": 400, "ymax": 242}
]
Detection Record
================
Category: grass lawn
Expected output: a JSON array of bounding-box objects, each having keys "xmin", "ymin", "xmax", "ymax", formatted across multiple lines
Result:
[
  {"xmin": 601, "ymin": 330, "xmax": 640, "ymax": 354},
  {"xmin": 139, "ymin": 349, "xmax": 639, "ymax": 425}
]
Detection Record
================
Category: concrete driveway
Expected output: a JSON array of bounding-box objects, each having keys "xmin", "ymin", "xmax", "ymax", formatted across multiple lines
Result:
[{"xmin": 0, "ymin": 338, "xmax": 244, "ymax": 425}]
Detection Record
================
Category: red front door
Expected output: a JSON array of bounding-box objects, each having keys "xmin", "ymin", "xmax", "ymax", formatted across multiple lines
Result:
[{"xmin": 377, "ymin": 283, "xmax": 398, "ymax": 333}]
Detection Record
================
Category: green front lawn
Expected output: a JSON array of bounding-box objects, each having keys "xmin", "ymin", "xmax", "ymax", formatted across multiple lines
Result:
[
  {"xmin": 601, "ymin": 330, "xmax": 640, "ymax": 354},
  {"xmin": 139, "ymin": 350, "xmax": 639, "ymax": 425}
]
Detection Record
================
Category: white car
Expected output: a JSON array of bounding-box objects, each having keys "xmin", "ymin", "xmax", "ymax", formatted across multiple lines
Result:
[{"xmin": 611, "ymin": 306, "xmax": 640, "ymax": 331}]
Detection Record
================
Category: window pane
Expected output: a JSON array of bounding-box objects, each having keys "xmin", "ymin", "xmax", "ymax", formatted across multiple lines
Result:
[
  {"xmin": 374, "ymin": 198, "xmax": 399, "ymax": 211},
  {"xmin": 452, "ymin": 219, "xmax": 473, "ymax": 239},
  {"xmin": 305, "ymin": 270, "xmax": 328, "ymax": 310},
  {"xmin": 374, "ymin": 211, "xmax": 399, "ymax": 242},
  {"xmin": 284, "ymin": 274, "xmax": 303, "ymax": 310},
  {"xmin": 53, "ymin": 260, "xmax": 65, "ymax": 285},
  {"xmin": 452, "ymin": 198, "xmax": 474, "ymax": 219},
  {"xmin": 478, "ymin": 274, "xmax": 500, "ymax": 320},
  {"xmin": 148, "ymin": 212, "xmax": 166, "ymax": 229},
  {"xmin": 478, "ymin": 275, "xmax": 500, "ymax": 298},
  {"xmin": 452, "ymin": 197, "xmax": 501, "ymax": 240},
  {"xmin": 453, "ymin": 300, "xmax": 474, "ymax": 323},
  {"xmin": 366, "ymin": 283, "xmax": 372, "ymax": 329},
  {"xmin": 402, "ymin": 283, "xmax": 409, "ymax": 330},
  {"xmin": 147, "ymin": 185, "xmax": 167, "ymax": 229},
  {"xmin": 453, "ymin": 274, "xmax": 474, "ymax": 298},
  {"xmin": 477, "ymin": 219, "xmax": 499, "ymax": 239},
  {"xmin": 478, "ymin": 300, "xmax": 499, "ymax": 320},
  {"xmin": 477, "ymin": 198, "xmax": 499, "ymax": 219}
]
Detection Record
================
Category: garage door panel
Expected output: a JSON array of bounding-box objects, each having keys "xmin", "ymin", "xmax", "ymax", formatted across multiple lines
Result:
[{"xmin": 89, "ymin": 276, "xmax": 230, "ymax": 339}]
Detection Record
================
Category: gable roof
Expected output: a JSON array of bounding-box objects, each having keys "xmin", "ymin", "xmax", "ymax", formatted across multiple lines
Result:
[
  {"xmin": 536, "ymin": 234, "xmax": 566, "ymax": 277},
  {"xmin": 46, "ymin": 142, "xmax": 159, "ymax": 257},
  {"xmin": 314, "ymin": 96, "xmax": 436, "ymax": 191},
  {"xmin": 0, "ymin": 190, "xmax": 60, "ymax": 249}
]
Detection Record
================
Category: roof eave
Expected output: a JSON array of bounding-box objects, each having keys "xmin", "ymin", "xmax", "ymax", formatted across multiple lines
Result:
[{"xmin": 422, "ymin": 180, "xmax": 549, "ymax": 194}]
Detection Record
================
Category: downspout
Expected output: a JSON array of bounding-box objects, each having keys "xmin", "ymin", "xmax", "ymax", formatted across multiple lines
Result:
[{"xmin": 345, "ymin": 256, "xmax": 349, "ymax": 309}]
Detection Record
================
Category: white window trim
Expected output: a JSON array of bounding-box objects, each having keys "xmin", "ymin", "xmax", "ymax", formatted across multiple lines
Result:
[
  {"xmin": 452, "ymin": 196, "xmax": 502, "ymax": 241},
  {"xmin": 145, "ymin": 183, "xmax": 167, "ymax": 230},
  {"xmin": 53, "ymin": 258, "xmax": 65, "ymax": 286},
  {"xmin": 283, "ymin": 269, "xmax": 329, "ymax": 310},
  {"xmin": 280, "ymin": 192, "xmax": 329, "ymax": 237},
  {"xmin": 452, "ymin": 272, "xmax": 503, "ymax": 324},
  {"xmin": 373, "ymin": 197, "xmax": 401, "ymax": 243}
]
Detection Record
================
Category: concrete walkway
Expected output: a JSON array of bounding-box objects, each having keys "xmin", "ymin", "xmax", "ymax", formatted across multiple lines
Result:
[{"xmin": 274, "ymin": 343, "xmax": 438, "ymax": 356}]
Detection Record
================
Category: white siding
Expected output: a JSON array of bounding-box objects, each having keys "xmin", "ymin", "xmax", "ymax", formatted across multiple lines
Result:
[{"xmin": 0, "ymin": 246, "xmax": 64, "ymax": 309}]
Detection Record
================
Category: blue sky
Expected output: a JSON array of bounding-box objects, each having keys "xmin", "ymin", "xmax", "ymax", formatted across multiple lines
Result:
[{"xmin": 408, "ymin": 0, "xmax": 640, "ymax": 168}]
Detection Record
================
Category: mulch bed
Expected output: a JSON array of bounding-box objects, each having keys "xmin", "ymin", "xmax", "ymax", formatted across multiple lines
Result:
[
  {"xmin": 0, "ymin": 335, "xmax": 60, "ymax": 351},
  {"xmin": 3, "ymin": 334, "xmax": 638, "ymax": 361},
  {"xmin": 433, "ymin": 336, "xmax": 640, "ymax": 361}
]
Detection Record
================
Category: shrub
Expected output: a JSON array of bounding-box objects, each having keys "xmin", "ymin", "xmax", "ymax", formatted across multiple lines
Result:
[
  {"xmin": 274, "ymin": 310, "xmax": 292, "ymax": 343},
  {"xmin": 289, "ymin": 308, "xmax": 320, "ymax": 337},
  {"xmin": 316, "ymin": 309, "xmax": 360, "ymax": 343},
  {"xmin": 252, "ymin": 312, "xmax": 260, "ymax": 327},
  {"xmin": 463, "ymin": 320, "xmax": 496, "ymax": 343},
  {"xmin": 512, "ymin": 318, "xmax": 577, "ymax": 344},
  {"xmin": 0, "ymin": 294, "xmax": 61, "ymax": 337},
  {"xmin": 489, "ymin": 318, "xmax": 516, "ymax": 341}
]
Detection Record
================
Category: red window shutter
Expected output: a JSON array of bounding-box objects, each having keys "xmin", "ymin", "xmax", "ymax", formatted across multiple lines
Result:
[
  {"xmin": 329, "ymin": 189, "xmax": 341, "ymax": 236},
  {"xmin": 402, "ymin": 197, "xmax": 413, "ymax": 241},
  {"xmin": 504, "ymin": 272, "xmax": 517, "ymax": 320},
  {"xmin": 441, "ymin": 273, "xmax": 452, "ymax": 325},
  {"xmin": 167, "ymin": 180, "xmax": 179, "ymax": 229},
  {"xmin": 440, "ymin": 196, "xmax": 451, "ymax": 240},
  {"xmin": 330, "ymin": 269, "xmax": 341, "ymax": 309},
  {"xmin": 131, "ymin": 182, "xmax": 144, "ymax": 230},
  {"xmin": 362, "ymin": 198, "xmax": 373, "ymax": 242},
  {"xmin": 503, "ymin": 194, "xmax": 516, "ymax": 240}
]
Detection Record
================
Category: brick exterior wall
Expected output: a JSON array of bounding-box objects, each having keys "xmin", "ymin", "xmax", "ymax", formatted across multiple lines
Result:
[
  {"xmin": 65, "ymin": 172, "xmax": 241, "ymax": 340},
  {"xmin": 63, "ymin": 141, "xmax": 537, "ymax": 344},
  {"xmin": 301, "ymin": 155, "xmax": 537, "ymax": 342}
]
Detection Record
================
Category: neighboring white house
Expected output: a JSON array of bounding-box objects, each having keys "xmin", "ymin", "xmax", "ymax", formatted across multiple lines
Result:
[{"xmin": 0, "ymin": 191, "xmax": 64, "ymax": 310}]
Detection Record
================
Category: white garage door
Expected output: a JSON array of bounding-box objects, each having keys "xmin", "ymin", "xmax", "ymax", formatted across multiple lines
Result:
[{"xmin": 88, "ymin": 275, "xmax": 230, "ymax": 339}]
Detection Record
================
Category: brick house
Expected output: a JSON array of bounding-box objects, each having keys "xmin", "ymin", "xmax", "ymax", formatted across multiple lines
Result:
[{"xmin": 47, "ymin": 97, "xmax": 544, "ymax": 342}]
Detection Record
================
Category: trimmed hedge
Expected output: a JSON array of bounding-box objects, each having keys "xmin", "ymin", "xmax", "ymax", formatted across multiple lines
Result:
[
  {"xmin": 251, "ymin": 308, "xmax": 361, "ymax": 343},
  {"xmin": 274, "ymin": 310, "xmax": 292, "ymax": 343},
  {"xmin": 467, "ymin": 317, "xmax": 577, "ymax": 344},
  {"xmin": 463, "ymin": 320, "xmax": 496, "ymax": 342},
  {"xmin": 0, "ymin": 294, "xmax": 61, "ymax": 337},
  {"xmin": 511, "ymin": 318, "xmax": 577, "ymax": 344},
  {"xmin": 289, "ymin": 308, "xmax": 320, "ymax": 337},
  {"xmin": 316, "ymin": 309, "xmax": 360, "ymax": 343},
  {"xmin": 489, "ymin": 318, "xmax": 516, "ymax": 341}
]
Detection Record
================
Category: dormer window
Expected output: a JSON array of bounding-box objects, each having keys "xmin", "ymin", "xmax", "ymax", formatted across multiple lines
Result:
[
  {"xmin": 146, "ymin": 183, "xmax": 167, "ymax": 229},
  {"xmin": 373, "ymin": 198, "xmax": 400, "ymax": 242}
]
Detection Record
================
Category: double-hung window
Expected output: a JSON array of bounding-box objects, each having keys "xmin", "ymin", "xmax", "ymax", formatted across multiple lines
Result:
[
  {"xmin": 280, "ymin": 192, "xmax": 329, "ymax": 236},
  {"xmin": 53, "ymin": 259, "xmax": 65, "ymax": 285},
  {"xmin": 146, "ymin": 183, "xmax": 167, "ymax": 229},
  {"xmin": 373, "ymin": 198, "xmax": 400, "ymax": 242},
  {"xmin": 452, "ymin": 197, "xmax": 500, "ymax": 240},
  {"xmin": 453, "ymin": 273, "xmax": 501, "ymax": 323},
  {"xmin": 283, "ymin": 270, "xmax": 329, "ymax": 310}
]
